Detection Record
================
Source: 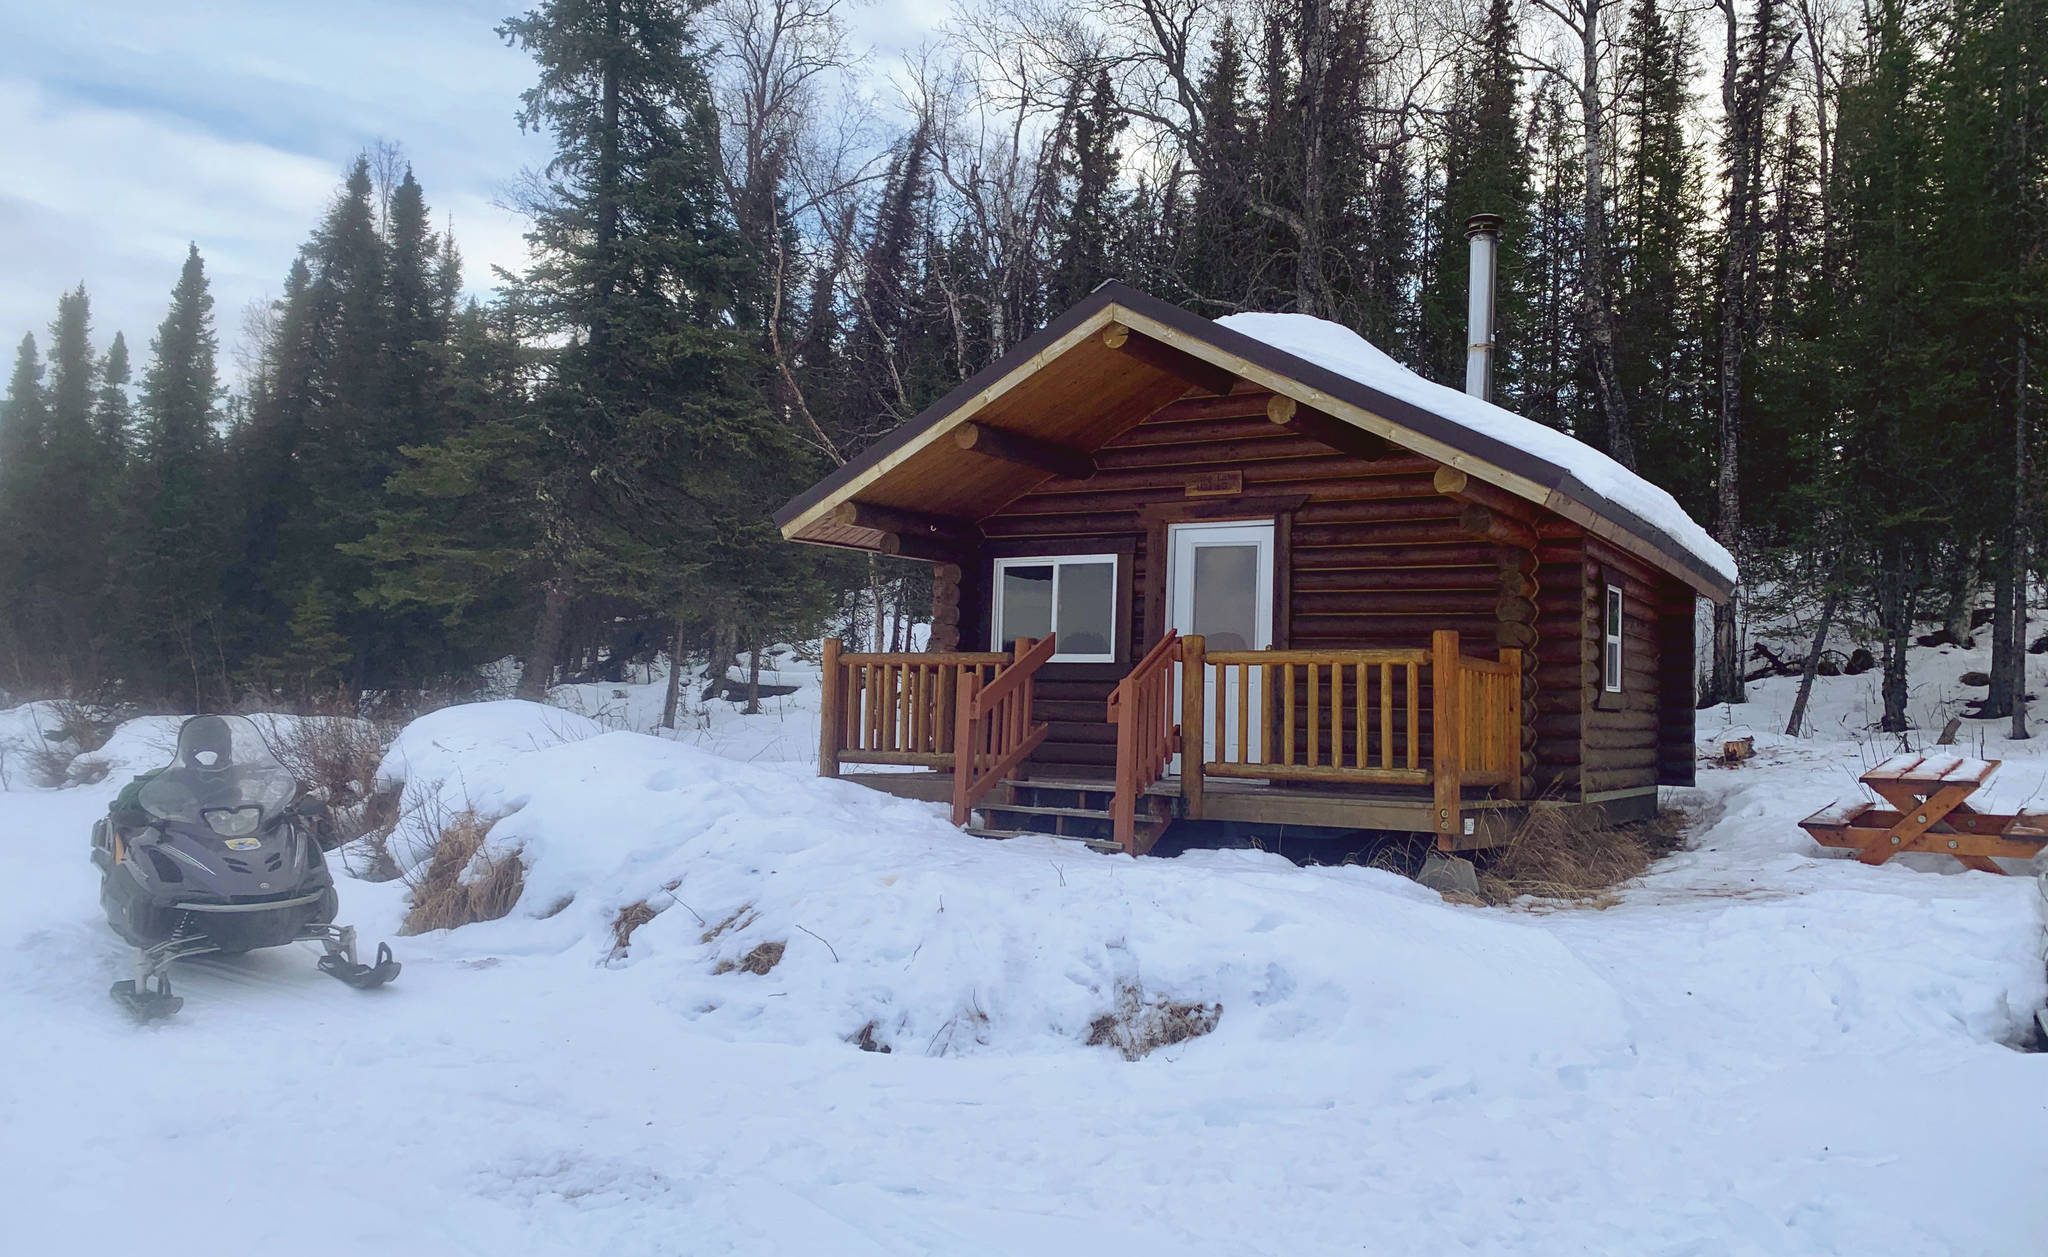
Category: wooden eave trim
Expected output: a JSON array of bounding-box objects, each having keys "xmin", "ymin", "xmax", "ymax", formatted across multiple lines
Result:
[
  {"xmin": 777, "ymin": 302, "xmax": 1129, "ymax": 544},
  {"xmin": 1105, "ymin": 307, "xmax": 1734, "ymax": 603}
]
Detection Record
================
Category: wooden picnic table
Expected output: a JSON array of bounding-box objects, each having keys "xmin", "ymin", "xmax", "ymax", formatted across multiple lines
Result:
[{"xmin": 1799, "ymin": 753, "xmax": 2048, "ymax": 873}]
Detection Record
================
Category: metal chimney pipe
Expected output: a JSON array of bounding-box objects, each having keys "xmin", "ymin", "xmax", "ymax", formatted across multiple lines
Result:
[{"xmin": 1464, "ymin": 213, "xmax": 1503, "ymax": 402}]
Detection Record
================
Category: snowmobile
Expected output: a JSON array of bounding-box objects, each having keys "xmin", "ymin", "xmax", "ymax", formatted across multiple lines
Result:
[{"xmin": 90, "ymin": 714, "xmax": 399, "ymax": 1019}]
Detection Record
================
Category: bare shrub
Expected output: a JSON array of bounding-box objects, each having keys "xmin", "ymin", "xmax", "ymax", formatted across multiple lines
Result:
[
  {"xmin": 609, "ymin": 900, "xmax": 661, "ymax": 961},
  {"xmin": 1086, "ymin": 982, "xmax": 1221, "ymax": 1060},
  {"xmin": 847, "ymin": 1020, "xmax": 892, "ymax": 1053},
  {"xmin": 266, "ymin": 716, "xmax": 395, "ymax": 849},
  {"xmin": 713, "ymin": 940, "xmax": 786, "ymax": 975},
  {"xmin": 400, "ymin": 807, "xmax": 525, "ymax": 935},
  {"xmin": 1476, "ymin": 803, "xmax": 1687, "ymax": 906}
]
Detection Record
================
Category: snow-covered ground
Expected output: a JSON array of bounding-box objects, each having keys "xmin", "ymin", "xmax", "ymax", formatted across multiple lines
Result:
[{"xmin": 3, "ymin": 640, "xmax": 2045, "ymax": 1255}]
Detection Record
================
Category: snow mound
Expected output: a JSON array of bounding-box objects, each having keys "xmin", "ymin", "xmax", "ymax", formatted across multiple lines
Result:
[
  {"xmin": 1217, "ymin": 312, "xmax": 1736, "ymax": 584},
  {"xmin": 375, "ymin": 700, "xmax": 1630, "ymax": 1074}
]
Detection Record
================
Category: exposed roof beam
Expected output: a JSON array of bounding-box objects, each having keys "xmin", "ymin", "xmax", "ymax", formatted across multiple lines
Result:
[
  {"xmin": 831, "ymin": 500, "xmax": 979, "ymax": 544},
  {"xmin": 953, "ymin": 420, "xmax": 1096, "ymax": 481},
  {"xmin": 1266, "ymin": 395, "xmax": 1391, "ymax": 464},
  {"xmin": 1102, "ymin": 322, "xmax": 1240, "ymax": 397}
]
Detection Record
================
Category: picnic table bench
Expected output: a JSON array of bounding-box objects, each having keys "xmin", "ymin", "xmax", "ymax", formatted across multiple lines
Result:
[
  {"xmin": 1799, "ymin": 753, "xmax": 2048, "ymax": 873},
  {"xmin": 1802, "ymin": 757, "xmax": 2048, "ymax": 876}
]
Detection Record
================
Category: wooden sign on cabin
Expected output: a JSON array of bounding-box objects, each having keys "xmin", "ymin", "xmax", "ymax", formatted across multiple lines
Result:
[{"xmin": 1185, "ymin": 469, "xmax": 1242, "ymax": 498}]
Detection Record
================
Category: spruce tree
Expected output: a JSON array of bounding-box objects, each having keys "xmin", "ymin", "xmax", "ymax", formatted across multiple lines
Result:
[
  {"xmin": 1419, "ymin": 0, "xmax": 1531, "ymax": 395},
  {"xmin": 497, "ymin": 0, "xmax": 809, "ymax": 694},
  {"xmin": 37, "ymin": 285, "xmax": 111, "ymax": 681},
  {"xmin": 113, "ymin": 245, "xmax": 224, "ymax": 706},
  {"xmin": 94, "ymin": 331, "xmax": 133, "ymax": 466},
  {"xmin": 0, "ymin": 335, "xmax": 48, "ymax": 690}
]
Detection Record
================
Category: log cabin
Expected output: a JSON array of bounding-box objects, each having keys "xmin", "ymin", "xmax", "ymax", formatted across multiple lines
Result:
[{"xmin": 773, "ymin": 277, "xmax": 1736, "ymax": 856}]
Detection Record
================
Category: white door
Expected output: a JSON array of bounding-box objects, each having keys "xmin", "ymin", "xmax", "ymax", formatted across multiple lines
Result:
[{"xmin": 1166, "ymin": 521, "xmax": 1276, "ymax": 770}]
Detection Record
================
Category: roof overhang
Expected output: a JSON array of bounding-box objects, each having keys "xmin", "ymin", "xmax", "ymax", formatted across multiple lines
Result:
[{"xmin": 776, "ymin": 282, "xmax": 1735, "ymax": 602}]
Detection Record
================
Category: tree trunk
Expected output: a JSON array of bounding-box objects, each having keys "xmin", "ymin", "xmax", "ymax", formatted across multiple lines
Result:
[
  {"xmin": 660, "ymin": 613, "xmax": 686, "ymax": 729},
  {"xmin": 1786, "ymin": 582, "xmax": 1841, "ymax": 737},
  {"xmin": 1295, "ymin": 0, "xmax": 1332, "ymax": 318},
  {"xmin": 518, "ymin": 576, "xmax": 572, "ymax": 700},
  {"xmin": 1878, "ymin": 547, "xmax": 1915, "ymax": 734},
  {"xmin": 1576, "ymin": 0, "xmax": 1635, "ymax": 469},
  {"xmin": 1987, "ymin": 532, "xmax": 2015, "ymax": 716},
  {"xmin": 2012, "ymin": 330, "xmax": 2031, "ymax": 740},
  {"xmin": 746, "ymin": 641, "xmax": 763, "ymax": 715}
]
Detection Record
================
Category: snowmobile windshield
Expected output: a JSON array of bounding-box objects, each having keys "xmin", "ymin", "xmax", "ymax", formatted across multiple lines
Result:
[{"xmin": 135, "ymin": 716, "xmax": 299, "ymax": 833}]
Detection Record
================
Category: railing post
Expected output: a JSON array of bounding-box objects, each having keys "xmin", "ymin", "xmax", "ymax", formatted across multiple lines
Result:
[
  {"xmin": 1500, "ymin": 647, "xmax": 1524, "ymax": 801},
  {"xmin": 818, "ymin": 638, "xmax": 843, "ymax": 778},
  {"xmin": 951, "ymin": 670, "xmax": 981, "ymax": 827},
  {"xmin": 1431, "ymin": 630, "xmax": 1463, "ymax": 849},
  {"xmin": 1110, "ymin": 673, "xmax": 1136, "ymax": 854},
  {"xmin": 1181, "ymin": 634, "xmax": 1206, "ymax": 818}
]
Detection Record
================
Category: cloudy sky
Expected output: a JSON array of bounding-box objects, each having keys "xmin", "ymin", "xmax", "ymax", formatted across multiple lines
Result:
[{"xmin": 0, "ymin": 0, "xmax": 940, "ymax": 385}]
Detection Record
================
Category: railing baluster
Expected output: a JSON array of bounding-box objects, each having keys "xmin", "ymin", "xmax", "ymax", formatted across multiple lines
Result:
[{"xmin": 1308, "ymin": 662, "xmax": 1322, "ymax": 768}]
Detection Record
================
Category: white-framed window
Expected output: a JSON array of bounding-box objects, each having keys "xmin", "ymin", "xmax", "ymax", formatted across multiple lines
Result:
[
  {"xmin": 991, "ymin": 554, "xmax": 1119, "ymax": 663},
  {"xmin": 1602, "ymin": 583, "xmax": 1625, "ymax": 693}
]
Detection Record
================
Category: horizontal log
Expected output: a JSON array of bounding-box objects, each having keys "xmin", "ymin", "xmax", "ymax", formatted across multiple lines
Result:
[
  {"xmin": 1583, "ymin": 724, "xmax": 1659, "ymax": 750},
  {"xmin": 1293, "ymin": 566, "xmax": 1509, "ymax": 593},
  {"xmin": 979, "ymin": 511, "xmax": 1140, "ymax": 539},
  {"xmin": 879, "ymin": 532, "xmax": 975, "ymax": 562},
  {"xmin": 1293, "ymin": 542, "xmax": 1532, "ymax": 572},
  {"xmin": 1497, "ymin": 596, "xmax": 1538, "ymax": 624},
  {"xmin": 1092, "ymin": 433, "xmax": 1339, "ymax": 470},
  {"xmin": 1140, "ymin": 393, "xmax": 1280, "ymax": 423},
  {"xmin": 1294, "ymin": 498, "xmax": 1463, "ymax": 526},
  {"xmin": 954, "ymin": 421, "xmax": 1096, "ymax": 480},
  {"xmin": 1294, "ymin": 520, "xmax": 1521, "ymax": 549},
  {"xmin": 1581, "ymin": 745, "xmax": 1661, "ymax": 770},
  {"xmin": 1104, "ymin": 322, "xmax": 1240, "ymax": 396},
  {"xmin": 834, "ymin": 500, "xmax": 976, "ymax": 542},
  {"xmin": 1459, "ymin": 504, "xmax": 1540, "ymax": 550},
  {"xmin": 1495, "ymin": 622, "xmax": 1538, "ymax": 650},
  {"xmin": 1291, "ymin": 590, "xmax": 1507, "ymax": 617},
  {"xmin": 1267, "ymin": 395, "xmax": 1393, "ymax": 463},
  {"xmin": 1289, "ymin": 613, "xmax": 1508, "ymax": 638}
]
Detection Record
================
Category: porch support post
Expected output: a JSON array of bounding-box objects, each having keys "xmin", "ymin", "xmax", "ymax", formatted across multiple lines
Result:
[
  {"xmin": 1181, "ymin": 634, "xmax": 1206, "ymax": 818},
  {"xmin": 819, "ymin": 638, "xmax": 843, "ymax": 778},
  {"xmin": 1432, "ymin": 630, "xmax": 1463, "ymax": 848},
  {"xmin": 1500, "ymin": 647, "xmax": 1524, "ymax": 801},
  {"xmin": 951, "ymin": 669, "xmax": 982, "ymax": 827}
]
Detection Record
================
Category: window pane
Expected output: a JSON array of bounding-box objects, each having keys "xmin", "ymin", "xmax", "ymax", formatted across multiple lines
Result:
[
  {"xmin": 1606, "ymin": 588, "xmax": 1623, "ymax": 637},
  {"xmin": 1054, "ymin": 561, "xmax": 1115, "ymax": 656},
  {"xmin": 1606, "ymin": 641, "xmax": 1623, "ymax": 690},
  {"xmin": 999, "ymin": 565, "xmax": 1054, "ymax": 649},
  {"xmin": 1192, "ymin": 544, "xmax": 1260, "ymax": 651}
]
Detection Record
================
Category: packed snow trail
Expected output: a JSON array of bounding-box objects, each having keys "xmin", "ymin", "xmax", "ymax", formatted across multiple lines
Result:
[{"xmin": 2, "ymin": 700, "xmax": 2044, "ymax": 1256}]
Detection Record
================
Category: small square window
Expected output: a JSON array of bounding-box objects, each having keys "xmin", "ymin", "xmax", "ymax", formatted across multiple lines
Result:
[{"xmin": 993, "ymin": 555, "xmax": 1118, "ymax": 662}]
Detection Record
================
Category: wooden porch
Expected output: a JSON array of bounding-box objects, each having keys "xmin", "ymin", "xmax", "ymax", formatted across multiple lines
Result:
[{"xmin": 817, "ymin": 629, "xmax": 1527, "ymax": 855}]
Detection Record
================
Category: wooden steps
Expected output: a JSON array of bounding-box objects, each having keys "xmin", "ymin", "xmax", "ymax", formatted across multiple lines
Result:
[{"xmin": 967, "ymin": 778, "xmax": 1168, "ymax": 854}]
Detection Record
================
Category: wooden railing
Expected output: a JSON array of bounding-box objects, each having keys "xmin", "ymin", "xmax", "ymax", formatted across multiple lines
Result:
[
  {"xmin": 1173, "ymin": 629, "xmax": 1523, "ymax": 846},
  {"xmin": 1106, "ymin": 630, "xmax": 1183, "ymax": 853},
  {"xmin": 817, "ymin": 639, "xmax": 1008, "ymax": 774},
  {"xmin": 951, "ymin": 635, "xmax": 1057, "ymax": 825}
]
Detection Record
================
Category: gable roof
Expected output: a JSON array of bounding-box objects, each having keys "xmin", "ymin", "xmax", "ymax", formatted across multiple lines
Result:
[{"xmin": 775, "ymin": 282, "xmax": 1735, "ymax": 600}]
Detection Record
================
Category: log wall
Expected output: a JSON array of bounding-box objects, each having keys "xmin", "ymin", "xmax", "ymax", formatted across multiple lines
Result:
[{"xmin": 973, "ymin": 384, "xmax": 1564, "ymax": 781}]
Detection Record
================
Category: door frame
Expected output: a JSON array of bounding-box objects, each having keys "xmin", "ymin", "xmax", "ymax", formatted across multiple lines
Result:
[
  {"xmin": 1139, "ymin": 496, "xmax": 1301, "ymax": 650},
  {"xmin": 1158, "ymin": 512, "xmax": 1287, "ymax": 775}
]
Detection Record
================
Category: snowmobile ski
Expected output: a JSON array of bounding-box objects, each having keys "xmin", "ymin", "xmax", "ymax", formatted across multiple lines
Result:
[
  {"xmin": 110, "ymin": 976, "xmax": 182, "ymax": 1021},
  {"xmin": 318, "ymin": 940, "xmax": 401, "ymax": 990}
]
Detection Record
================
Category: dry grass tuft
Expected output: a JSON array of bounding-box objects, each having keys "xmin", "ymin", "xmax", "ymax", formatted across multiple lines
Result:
[
  {"xmin": 400, "ymin": 808, "xmax": 525, "ymax": 935},
  {"xmin": 713, "ymin": 940, "xmax": 786, "ymax": 975},
  {"xmin": 609, "ymin": 900, "xmax": 661, "ymax": 961},
  {"xmin": 1476, "ymin": 803, "xmax": 1687, "ymax": 906},
  {"xmin": 1085, "ymin": 982, "xmax": 1222, "ymax": 1060},
  {"xmin": 700, "ymin": 905, "xmax": 757, "ymax": 944}
]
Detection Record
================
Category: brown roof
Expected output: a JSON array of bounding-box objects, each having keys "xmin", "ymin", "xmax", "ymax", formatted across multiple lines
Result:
[{"xmin": 776, "ymin": 282, "xmax": 1733, "ymax": 600}]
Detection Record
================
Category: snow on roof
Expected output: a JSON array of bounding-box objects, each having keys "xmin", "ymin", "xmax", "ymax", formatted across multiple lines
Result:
[{"xmin": 1215, "ymin": 312, "xmax": 1737, "ymax": 586}]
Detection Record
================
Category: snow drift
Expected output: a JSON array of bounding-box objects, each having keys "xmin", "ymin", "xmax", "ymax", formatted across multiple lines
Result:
[{"xmin": 374, "ymin": 700, "xmax": 1630, "ymax": 1070}]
